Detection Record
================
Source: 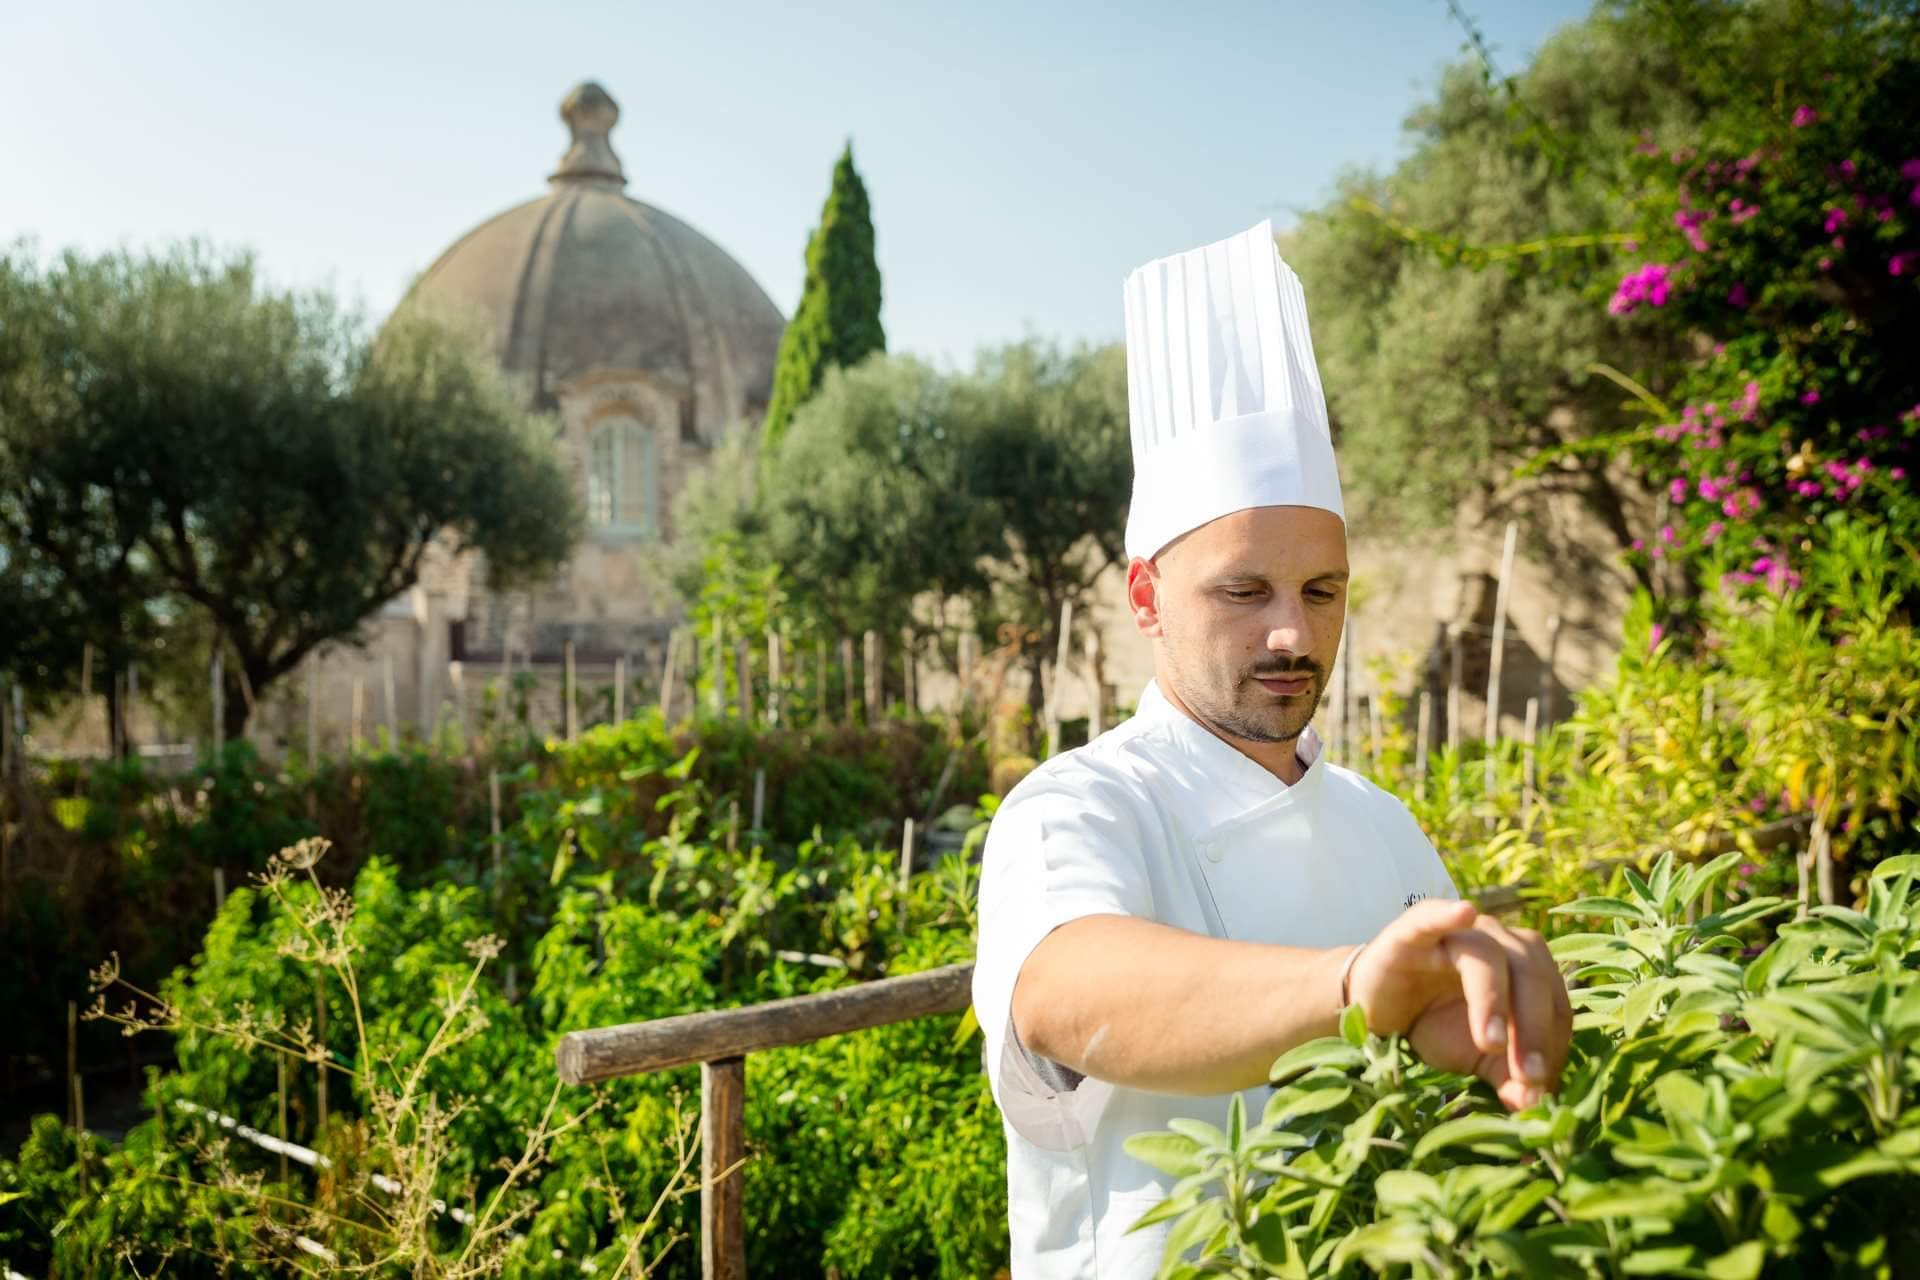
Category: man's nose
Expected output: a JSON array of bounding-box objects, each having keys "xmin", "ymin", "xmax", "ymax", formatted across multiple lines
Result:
[{"xmin": 1264, "ymin": 596, "xmax": 1310, "ymax": 652}]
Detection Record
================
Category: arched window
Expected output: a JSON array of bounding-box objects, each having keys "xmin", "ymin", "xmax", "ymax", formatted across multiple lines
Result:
[{"xmin": 585, "ymin": 417, "xmax": 657, "ymax": 537}]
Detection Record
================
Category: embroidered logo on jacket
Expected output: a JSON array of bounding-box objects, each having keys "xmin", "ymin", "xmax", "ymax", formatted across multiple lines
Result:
[{"xmin": 1404, "ymin": 891, "xmax": 1430, "ymax": 909}]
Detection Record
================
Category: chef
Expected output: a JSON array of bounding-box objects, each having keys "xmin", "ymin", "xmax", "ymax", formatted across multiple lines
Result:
[{"xmin": 971, "ymin": 221, "xmax": 1573, "ymax": 1278}]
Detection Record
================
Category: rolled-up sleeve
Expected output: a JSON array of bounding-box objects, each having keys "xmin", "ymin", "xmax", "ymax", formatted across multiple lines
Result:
[{"xmin": 972, "ymin": 764, "xmax": 1153, "ymax": 1151}]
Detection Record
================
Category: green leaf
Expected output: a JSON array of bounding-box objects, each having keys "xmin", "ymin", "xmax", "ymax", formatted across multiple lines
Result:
[
  {"xmin": 1622, "ymin": 1246, "xmax": 1699, "ymax": 1274},
  {"xmin": 1552, "ymin": 896, "xmax": 1652, "ymax": 923},
  {"xmin": 1332, "ymin": 1218, "xmax": 1432, "ymax": 1268},
  {"xmin": 1411, "ymin": 1112, "xmax": 1522, "ymax": 1163},
  {"xmin": 1565, "ymin": 1177, "xmax": 1693, "ymax": 1222},
  {"xmin": 1703, "ymin": 1240, "xmax": 1767, "ymax": 1280},
  {"xmin": 1227, "ymin": 1092, "xmax": 1245, "ymax": 1154},
  {"xmin": 1263, "ymin": 1076, "xmax": 1355, "ymax": 1126},
  {"xmin": 1373, "ymin": 1169, "xmax": 1442, "ymax": 1215},
  {"xmin": 1268, "ymin": 1038, "xmax": 1364, "ymax": 1085},
  {"xmin": 1166, "ymin": 1117, "xmax": 1229, "ymax": 1150},
  {"xmin": 1157, "ymin": 1198, "xmax": 1227, "ymax": 1266},
  {"xmin": 1122, "ymin": 1132, "xmax": 1206, "ymax": 1178},
  {"xmin": 1480, "ymin": 1180, "xmax": 1556, "ymax": 1234},
  {"xmin": 1340, "ymin": 1002, "xmax": 1368, "ymax": 1048}
]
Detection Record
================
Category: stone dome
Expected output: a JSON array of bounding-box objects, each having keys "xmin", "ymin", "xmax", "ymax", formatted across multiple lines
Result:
[{"xmin": 401, "ymin": 82, "xmax": 785, "ymax": 439}]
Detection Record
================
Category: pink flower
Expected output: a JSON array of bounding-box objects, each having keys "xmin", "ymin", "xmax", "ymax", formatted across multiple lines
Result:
[
  {"xmin": 1630, "ymin": 538, "xmax": 1646, "ymax": 551},
  {"xmin": 1703, "ymin": 520, "xmax": 1725, "ymax": 544},
  {"xmin": 1902, "ymin": 158, "xmax": 1920, "ymax": 180},
  {"xmin": 1801, "ymin": 389, "xmax": 1821, "ymax": 405},
  {"xmin": 1660, "ymin": 524, "xmax": 1678, "ymax": 544},
  {"xmin": 1890, "ymin": 252, "xmax": 1920, "ymax": 277},
  {"xmin": 1839, "ymin": 159, "xmax": 1857, "ymax": 179},
  {"xmin": 1699, "ymin": 478, "xmax": 1723, "ymax": 501},
  {"xmin": 1649, "ymin": 623, "xmax": 1666, "ymax": 651},
  {"xmin": 1609, "ymin": 262, "xmax": 1674, "ymax": 315},
  {"xmin": 1823, "ymin": 208, "xmax": 1849, "ymax": 233},
  {"xmin": 1819, "ymin": 256, "xmax": 1833, "ymax": 270},
  {"xmin": 1669, "ymin": 477, "xmax": 1689, "ymax": 503},
  {"xmin": 1727, "ymin": 282, "xmax": 1750, "ymax": 307},
  {"xmin": 1894, "ymin": 468, "xmax": 1908, "ymax": 481},
  {"xmin": 1792, "ymin": 105, "xmax": 1819, "ymax": 127},
  {"xmin": 1753, "ymin": 556, "xmax": 1774, "ymax": 573}
]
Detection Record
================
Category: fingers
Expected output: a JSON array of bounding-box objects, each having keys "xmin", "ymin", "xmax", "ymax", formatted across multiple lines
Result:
[
  {"xmin": 1439, "ymin": 930, "xmax": 1512, "ymax": 1058},
  {"xmin": 1474, "ymin": 918, "xmax": 1571, "ymax": 1102}
]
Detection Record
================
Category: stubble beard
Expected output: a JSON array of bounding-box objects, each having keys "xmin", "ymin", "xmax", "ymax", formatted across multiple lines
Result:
[{"xmin": 1162, "ymin": 621, "xmax": 1327, "ymax": 746}]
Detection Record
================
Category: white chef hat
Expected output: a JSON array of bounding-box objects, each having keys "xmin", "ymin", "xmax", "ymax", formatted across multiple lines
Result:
[{"xmin": 1122, "ymin": 219, "xmax": 1343, "ymax": 561}]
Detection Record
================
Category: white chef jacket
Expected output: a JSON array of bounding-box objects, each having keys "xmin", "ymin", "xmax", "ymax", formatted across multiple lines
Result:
[{"xmin": 972, "ymin": 679, "xmax": 1457, "ymax": 1279}]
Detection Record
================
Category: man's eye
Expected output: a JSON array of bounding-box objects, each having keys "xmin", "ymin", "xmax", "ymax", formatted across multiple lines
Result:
[
  {"xmin": 1307, "ymin": 589, "xmax": 1337, "ymax": 603},
  {"xmin": 1224, "ymin": 589, "xmax": 1261, "ymax": 602}
]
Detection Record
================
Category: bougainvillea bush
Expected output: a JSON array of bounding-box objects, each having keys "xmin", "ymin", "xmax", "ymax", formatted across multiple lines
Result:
[
  {"xmin": 1129, "ymin": 852, "xmax": 1920, "ymax": 1279},
  {"xmin": 1602, "ymin": 0, "xmax": 1920, "ymax": 603}
]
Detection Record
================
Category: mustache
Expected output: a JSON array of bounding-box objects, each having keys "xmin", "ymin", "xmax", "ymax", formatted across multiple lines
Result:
[{"xmin": 1246, "ymin": 657, "xmax": 1323, "ymax": 680}]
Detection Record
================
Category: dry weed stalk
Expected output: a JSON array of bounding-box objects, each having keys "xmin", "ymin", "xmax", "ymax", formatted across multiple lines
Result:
[{"xmin": 85, "ymin": 835, "xmax": 698, "ymax": 1276}]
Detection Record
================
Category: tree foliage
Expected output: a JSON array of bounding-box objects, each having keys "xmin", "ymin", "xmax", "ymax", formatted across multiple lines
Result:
[
  {"xmin": 760, "ymin": 144, "xmax": 886, "ymax": 452},
  {"xmin": 0, "ymin": 243, "xmax": 581, "ymax": 737}
]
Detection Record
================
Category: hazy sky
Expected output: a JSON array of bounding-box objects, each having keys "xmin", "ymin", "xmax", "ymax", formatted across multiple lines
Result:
[{"xmin": 2, "ymin": 1, "xmax": 1591, "ymax": 365}]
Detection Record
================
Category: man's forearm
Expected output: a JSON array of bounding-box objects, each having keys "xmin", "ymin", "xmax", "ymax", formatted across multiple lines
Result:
[{"xmin": 1010, "ymin": 914, "xmax": 1351, "ymax": 1096}]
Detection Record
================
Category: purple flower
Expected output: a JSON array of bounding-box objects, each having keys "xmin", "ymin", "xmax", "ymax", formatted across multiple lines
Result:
[
  {"xmin": 1792, "ymin": 105, "xmax": 1818, "ymax": 127},
  {"xmin": 1727, "ymin": 282, "xmax": 1751, "ymax": 308},
  {"xmin": 1824, "ymin": 208, "xmax": 1849, "ymax": 233},
  {"xmin": 1753, "ymin": 556, "xmax": 1774, "ymax": 574},
  {"xmin": 1609, "ymin": 262, "xmax": 1674, "ymax": 315},
  {"xmin": 1801, "ymin": 389, "xmax": 1821, "ymax": 405},
  {"xmin": 1839, "ymin": 159, "xmax": 1857, "ymax": 179},
  {"xmin": 1891, "ymin": 252, "xmax": 1920, "ymax": 277}
]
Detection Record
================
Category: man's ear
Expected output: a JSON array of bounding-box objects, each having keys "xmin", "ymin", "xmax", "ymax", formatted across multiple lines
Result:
[{"xmin": 1126, "ymin": 557, "xmax": 1164, "ymax": 639}]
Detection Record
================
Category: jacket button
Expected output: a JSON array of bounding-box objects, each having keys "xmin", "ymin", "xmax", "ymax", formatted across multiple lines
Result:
[{"xmin": 1202, "ymin": 840, "xmax": 1223, "ymax": 863}]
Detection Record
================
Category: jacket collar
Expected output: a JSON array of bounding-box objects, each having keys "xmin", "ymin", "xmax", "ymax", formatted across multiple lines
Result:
[{"xmin": 1130, "ymin": 679, "xmax": 1327, "ymax": 831}]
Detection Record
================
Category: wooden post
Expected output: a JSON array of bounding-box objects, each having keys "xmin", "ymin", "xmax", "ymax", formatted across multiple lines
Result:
[
  {"xmin": 1368, "ymin": 694, "xmax": 1383, "ymax": 778},
  {"xmin": 211, "ymin": 649, "xmax": 225, "ymax": 755},
  {"xmin": 314, "ymin": 974, "xmax": 328, "ymax": 1138},
  {"xmin": 897, "ymin": 818, "xmax": 918, "ymax": 931},
  {"xmin": 383, "ymin": 654, "xmax": 397, "ymax": 742},
  {"xmin": 709, "ymin": 617, "xmax": 726, "ymax": 719},
  {"xmin": 489, "ymin": 771, "xmax": 503, "ymax": 896},
  {"xmin": 1415, "ymin": 689, "xmax": 1432, "ymax": 802},
  {"xmin": 751, "ymin": 769, "xmax": 766, "ymax": 833},
  {"xmin": 1540, "ymin": 614, "xmax": 1562, "ymax": 730},
  {"xmin": 1483, "ymin": 521, "xmax": 1519, "ymax": 801},
  {"xmin": 901, "ymin": 628, "xmax": 916, "ymax": 715},
  {"xmin": 766, "ymin": 631, "xmax": 782, "ymax": 728},
  {"xmin": 727, "ymin": 800, "xmax": 740, "ymax": 855},
  {"xmin": 735, "ymin": 639, "xmax": 753, "ymax": 723},
  {"xmin": 450, "ymin": 660, "xmax": 468, "ymax": 744},
  {"xmin": 613, "ymin": 655, "xmax": 626, "ymax": 724},
  {"xmin": 1522, "ymin": 696, "xmax": 1540, "ymax": 810},
  {"xmin": 958, "ymin": 632, "xmax": 980, "ymax": 707},
  {"xmin": 277, "ymin": 1054, "xmax": 289, "ymax": 1183},
  {"xmin": 1046, "ymin": 601, "xmax": 1073, "ymax": 759},
  {"xmin": 700, "ymin": 1057, "xmax": 747, "ymax": 1280},
  {"xmin": 67, "ymin": 1000, "xmax": 77, "ymax": 1129},
  {"xmin": 1084, "ymin": 632, "xmax": 1104, "ymax": 740},
  {"xmin": 839, "ymin": 637, "xmax": 856, "ymax": 725},
  {"xmin": 1813, "ymin": 812, "xmax": 1835, "ymax": 907},
  {"xmin": 350, "ymin": 679, "xmax": 365, "ymax": 755},
  {"xmin": 125, "ymin": 663, "xmax": 139, "ymax": 757},
  {"xmin": 1334, "ymin": 619, "xmax": 1350, "ymax": 765},
  {"xmin": 659, "ymin": 630, "xmax": 681, "ymax": 723},
  {"xmin": 564, "ymin": 640, "xmax": 578, "ymax": 742},
  {"xmin": 815, "ymin": 637, "xmax": 829, "ymax": 726},
  {"xmin": 213, "ymin": 867, "xmax": 227, "ymax": 913},
  {"xmin": 73, "ymin": 1073, "xmax": 85, "ymax": 1141},
  {"xmin": 1343, "ymin": 619, "xmax": 1359, "ymax": 769},
  {"xmin": 1447, "ymin": 624, "xmax": 1463, "ymax": 754},
  {"xmin": 862, "ymin": 630, "xmax": 881, "ymax": 726},
  {"xmin": 305, "ymin": 657, "xmax": 319, "ymax": 764}
]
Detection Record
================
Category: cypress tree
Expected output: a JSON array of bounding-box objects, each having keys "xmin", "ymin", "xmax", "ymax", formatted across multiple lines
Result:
[{"xmin": 761, "ymin": 142, "xmax": 885, "ymax": 450}]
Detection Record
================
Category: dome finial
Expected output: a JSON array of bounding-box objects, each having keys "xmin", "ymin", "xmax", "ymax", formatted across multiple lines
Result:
[{"xmin": 550, "ymin": 82, "xmax": 626, "ymax": 189}]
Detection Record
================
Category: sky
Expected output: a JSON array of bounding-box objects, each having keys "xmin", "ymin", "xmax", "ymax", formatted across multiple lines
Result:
[{"xmin": 1, "ymin": 0, "xmax": 1592, "ymax": 366}]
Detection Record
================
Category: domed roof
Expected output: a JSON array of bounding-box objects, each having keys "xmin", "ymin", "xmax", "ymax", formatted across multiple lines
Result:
[{"xmin": 402, "ymin": 82, "xmax": 785, "ymax": 432}]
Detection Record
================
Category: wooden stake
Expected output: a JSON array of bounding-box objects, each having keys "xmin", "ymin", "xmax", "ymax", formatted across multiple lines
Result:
[
  {"xmin": 277, "ymin": 1054, "xmax": 289, "ymax": 1183},
  {"xmin": 1046, "ymin": 602, "xmax": 1073, "ymax": 759},
  {"xmin": 383, "ymin": 654, "xmax": 397, "ymax": 741},
  {"xmin": 840, "ymin": 636, "xmax": 856, "ymax": 725},
  {"xmin": 958, "ymin": 632, "xmax": 980, "ymax": 707},
  {"xmin": 898, "ymin": 818, "xmax": 917, "ymax": 932},
  {"xmin": 727, "ymin": 800, "xmax": 739, "ymax": 855},
  {"xmin": 815, "ymin": 637, "xmax": 828, "ymax": 726},
  {"xmin": 315, "ymin": 974, "xmax": 328, "ymax": 1138},
  {"xmin": 1084, "ymin": 632, "xmax": 1104, "ymax": 739},
  {"xmin": 1415, "ymin": 689, "xmax": 1432, "ymax": 802},
  {"xmin": 735, "ymin": 640, "xmax": 753, "ymax": 723},
  {"xmin": 1368, "ymin": 694, "xmax": 1383, "ymax": 778},
  {"xmin": 613, "ymin": 655, "xmax": 626, "ymax": 724},
  {"xmin": 1813, "ymin": 812, "xmax": 1835, "ymax": 907},
  {"xmin": 213, "ymin": 867, "xmax": 227, "ymax": 913},
  {"xmin": 211, "ymin": 649, "xmax": 225, "ymax": 755},
  {"xmin": 1484, "ymin": 521, "xmax": 1519, "ymax": 800},
  {"xmin": 1334, "ymin": 619, "xmax": 1351, "ymax": 765},
  {"xmin": 901, "ymin": 628, "xmax": 916, "ymax": 715},
  {"xmin": 67, "ymin": 1000, "xmax": 77, "ymax": 1129},
  {"xmin": 1344, "ymin": 619, "xmax": 1360, "ymax": 769},
  {"xmin": 350, "ymin": 679, "xmax": 365, "ymax": 754},
  {"xmin": 306, "ymin": 656, "xmax": 319, "ymax": 764},
  {"xmin": 709, "ymin": 616, "xmax": 726, "ymax": 719},
  {"xmin": 73, "ymin": 1073, "xmax": 85, "ymax": 1139},
  {"xmin": 565, "ymin": 640, "xmax": 578, "ymax": 742},
  {"xmin": 659, "ymin": 630, "xmax": 681, "ymax": 722},
  {"xmin": 700, "ymin": 1057, "xmax": 747, "ymax": 1280},
  {"xmin": 1522, "ymin": 696, "xmax": 1540, "ymax": 810},
  {"xmin": 751, "ymin": 769, "xmax": 766, "ymax": 833},
  {"xmin": 489, "ymin": 771, "xmax": 503, "ymax": 897},
  {"xmin": 1447, "ymin": 624, "xmax": 1463, "ymax": 754},
  {"xmin": 1540, "ymin": 614, "xmax": 1562, "ymax": 730},
  {"xmin": 766, "ymin": 632, "xmax": 782, "ymax": 728},
  {"xmin": 862, "ymin": 630, "xmax": 882, "ymax": 725},
  {"xmin": 450, "ymin": 660, "xmax": 467, "ymax": 743}
]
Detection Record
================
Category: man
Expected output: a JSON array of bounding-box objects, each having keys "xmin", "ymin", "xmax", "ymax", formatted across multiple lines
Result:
[{"xmin": 971, "ymin": 221, "xmax": 1573, "ymax": 1277}]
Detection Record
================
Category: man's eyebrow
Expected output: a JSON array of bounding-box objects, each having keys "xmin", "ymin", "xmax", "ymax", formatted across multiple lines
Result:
[{"xmin": 1207, "ymin": 567, "xmax": 1351, "ymax": 585}]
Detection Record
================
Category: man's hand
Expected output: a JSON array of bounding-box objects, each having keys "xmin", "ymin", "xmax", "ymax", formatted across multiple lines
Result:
[{"xmin": 1344, "ymin": 899, "xmax": 1572, "ymax": 1111}]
